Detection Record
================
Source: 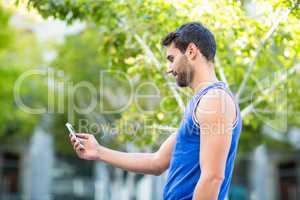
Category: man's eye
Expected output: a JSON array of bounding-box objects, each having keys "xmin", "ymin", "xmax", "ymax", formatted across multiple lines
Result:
[{"xmin": 167, "ymin": 55, "xmax": 174, "ymax": 62}]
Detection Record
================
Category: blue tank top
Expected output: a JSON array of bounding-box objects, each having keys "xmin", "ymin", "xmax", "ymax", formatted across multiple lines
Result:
[{"xmin": 163, "ymin": 81, "xmax": 242, "ymax": 200}]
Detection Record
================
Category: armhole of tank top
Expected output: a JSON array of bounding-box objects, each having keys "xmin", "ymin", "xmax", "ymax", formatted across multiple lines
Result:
[{"xmin": 192, "ymin": 86, "xmax": 239, "ymax": 129}]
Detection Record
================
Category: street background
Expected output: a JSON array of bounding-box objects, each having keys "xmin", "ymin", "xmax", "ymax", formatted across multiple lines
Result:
[{"xmin": 0, "ymin": 0, "xmax": 300, "ymax": 200}]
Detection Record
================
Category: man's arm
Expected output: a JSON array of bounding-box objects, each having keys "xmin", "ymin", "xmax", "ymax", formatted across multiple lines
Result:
[
  {"xmin": 192, "ymin": 89, "xmax": 236, "ymax": 200},
  {"xmin": 70, "ymin": 132, "xmax": 176, "ymax": 176}
]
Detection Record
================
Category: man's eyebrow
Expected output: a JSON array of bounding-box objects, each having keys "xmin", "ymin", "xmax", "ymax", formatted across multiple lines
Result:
[{"xmin": 167, "ymin": 55, "xmax": 174, "ymax": 61}]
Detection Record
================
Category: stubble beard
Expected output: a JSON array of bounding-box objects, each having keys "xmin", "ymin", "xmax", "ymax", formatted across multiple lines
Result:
[{"xmin": 176, "ymin": 55, "xmax": 194, "ymax": 87}]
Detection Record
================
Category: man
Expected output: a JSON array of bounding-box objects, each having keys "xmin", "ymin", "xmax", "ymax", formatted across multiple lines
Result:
[{"xmin": 70, "ymin": 22, "xmax": 242, "ymax": 200}]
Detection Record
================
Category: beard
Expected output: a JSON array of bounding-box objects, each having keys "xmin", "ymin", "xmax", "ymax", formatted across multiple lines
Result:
[{"xmin": 175, "ymin": 55, "xmax": 194, "ymax": 87}]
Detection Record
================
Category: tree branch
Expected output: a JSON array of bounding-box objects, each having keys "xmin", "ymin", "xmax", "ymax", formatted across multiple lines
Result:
[
  {"xmin": 241, "ymin": 63, "xmax": 300, "ymax": 117},
  {"xmin": 133, "ymin": 33, "xmax": 186, "ymax": 112},
  {"xmin": 149, "ymin": 124, "xmax": 178, "ymax": 133},
  {"xmin": 215, "ymin": 55, "xmax": 228, "ymax": 86},
  {"xmin": 118, "ymin": 15, "xmax": 186, "ymax": 112},
  {"xmin": 236, "ymin": 8, "xmax": 291, "ymax": 101}
]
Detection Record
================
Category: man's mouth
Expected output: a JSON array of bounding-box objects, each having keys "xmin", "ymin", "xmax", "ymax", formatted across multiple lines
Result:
[{"xmin": 167, "ymin": 70, "xmax": 177, "ymax": 77}]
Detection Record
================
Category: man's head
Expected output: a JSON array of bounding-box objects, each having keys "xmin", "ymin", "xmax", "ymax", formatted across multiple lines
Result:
[{"xmin": 162, "ymin": 22, "xmax": 216, "ymax": 87}]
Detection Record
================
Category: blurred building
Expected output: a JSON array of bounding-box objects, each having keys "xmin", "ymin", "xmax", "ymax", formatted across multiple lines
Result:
[
  {"xmin": 228, "ymin": 127, "xmax": 300, "ymax": 200},
  {"xmin": 1, "ymin": 125, "xmax": 300, "ymax": 200}
]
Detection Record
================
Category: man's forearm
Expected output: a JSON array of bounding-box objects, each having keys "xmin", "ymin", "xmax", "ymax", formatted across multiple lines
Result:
[
  {"xmin": 192, "ymin": 175, "xmax": 223, "ymax": 200},
  {"xmin": 96, "ymin": 145, "xmax": 162, "ymax": 175}
]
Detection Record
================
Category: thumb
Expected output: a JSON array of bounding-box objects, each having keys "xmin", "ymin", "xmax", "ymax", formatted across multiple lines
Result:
[{"xmin": 76, "ymin": 133, "xmax": 90, "ymax": 139}]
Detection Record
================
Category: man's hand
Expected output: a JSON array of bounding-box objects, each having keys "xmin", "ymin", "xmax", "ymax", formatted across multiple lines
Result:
[
  {"xmin": 69, "ymin": 132, "xmax": 176, "ymax": 175},
  {"xmin": 69, "ymin": 133, "xmax": 101, "ymax": 160}
]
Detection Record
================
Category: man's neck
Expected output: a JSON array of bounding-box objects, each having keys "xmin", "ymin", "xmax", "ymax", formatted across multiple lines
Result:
[{"xmin": 190, "ymin": 69, "xmax": 218, "ymax": 94}]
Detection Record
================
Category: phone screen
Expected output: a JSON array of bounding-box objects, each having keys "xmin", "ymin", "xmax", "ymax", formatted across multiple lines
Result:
[
  {"xmin": 66, "ymin": 123, "xmax": 77, "ymax": 138},
  {"xmin": 66, "ymin": 123, "xmax": 84, "ymax": 149}
]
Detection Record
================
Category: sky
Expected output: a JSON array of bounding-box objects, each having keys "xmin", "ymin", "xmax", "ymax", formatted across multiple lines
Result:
[
  {"xmin": 3, "ymin": 0, "xmax": 86, "ymax": 62},
  {"xmin": 6, "ymin": 1, "xmax": 86, "ymax": 42}
]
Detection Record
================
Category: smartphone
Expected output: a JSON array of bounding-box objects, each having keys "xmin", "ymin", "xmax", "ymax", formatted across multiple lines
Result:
[
  {"xmin": 66, "ymin": 122, "xmax": 77, "ymax": 138},
  {"xmin": 65, "ymin": 123, "xmax": 83, "ymax": 148}
]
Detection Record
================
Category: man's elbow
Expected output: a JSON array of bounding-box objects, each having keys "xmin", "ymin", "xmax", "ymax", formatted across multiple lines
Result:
[
  {"xmin": 201, "ymin": 173, "xmax": 224, "ymax": 187},
  {"xmin": 192, "ymin": 173, "xmax": 224, "ymax": 200},
  {"xmin": 152, "ymin": 160, "xmax": 167, "ymax": 176},
  {"xmin": 153, "ymin": 168, "xmax": 165, "ymax": 176},
  {"xmin": 152, "ymin": 153, "xmax": 168, "ymax": 176}
]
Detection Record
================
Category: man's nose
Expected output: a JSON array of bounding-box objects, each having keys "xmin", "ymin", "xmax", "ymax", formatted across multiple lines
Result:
[{"xmin": 167, "ymin": 64, "xmax": 173, "ymax": 74}]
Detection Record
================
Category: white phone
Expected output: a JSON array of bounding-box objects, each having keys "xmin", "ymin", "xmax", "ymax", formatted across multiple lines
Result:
[
  {"xmin": 66, "ymin": 122, "xmax": 77, "ymax": 138},
  {"xmin": 65, "ymin": 123, "xmax": 83, "ymax": 148}
]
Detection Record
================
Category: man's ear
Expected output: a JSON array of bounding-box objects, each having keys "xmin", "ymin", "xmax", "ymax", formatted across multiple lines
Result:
[{"xmin": 185, "ymin": 43, "xmax": 198, "ymax": 60}]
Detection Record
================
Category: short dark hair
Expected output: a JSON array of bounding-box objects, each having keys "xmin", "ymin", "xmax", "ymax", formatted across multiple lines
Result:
[{"xmin": 161, "ymin": 22, "xmax": 216, "ymax": 62}]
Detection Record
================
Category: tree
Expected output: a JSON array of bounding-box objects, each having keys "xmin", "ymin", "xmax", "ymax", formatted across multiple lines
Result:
[
  {"xmin": 23, "ymin": 0, "xmax": 300, "ymax": 152},
  {"xmin": 0, "ymin": 3, "xmax": 44, "ymax": 142}
]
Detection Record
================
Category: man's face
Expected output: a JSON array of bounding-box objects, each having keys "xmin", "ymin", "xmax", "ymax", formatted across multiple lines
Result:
[{"xmin": 166, "ymin": 43, "xmax": 194, "ymax": 87}]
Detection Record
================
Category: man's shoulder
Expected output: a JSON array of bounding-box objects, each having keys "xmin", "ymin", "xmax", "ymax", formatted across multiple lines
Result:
[{"xmin": 195, "ymin": 88, "xmax": 236, "ymax": 125}]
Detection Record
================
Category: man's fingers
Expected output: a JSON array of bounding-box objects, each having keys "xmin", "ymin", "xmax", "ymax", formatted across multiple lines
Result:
[
  {"xmin": 71, "ymin": 136, "xmax": 85, "ymax": 147},
  {"xmin": 70, "ymin": 136, "xmax": 77, "ymax": 144},
  {"xmin": 75, "ymin": 143, "xmax": 85, "ymax": 153},
  {"xmin": 76, "ymin": 133, "xmax": 90, "ymax": 139},
  {"xmin": 73, "ymin": 140, "xmax": 80, "ymax": 149},
  {"xmin": 74, "ymin": 140, "xmax": 85, "ymax": 149}
]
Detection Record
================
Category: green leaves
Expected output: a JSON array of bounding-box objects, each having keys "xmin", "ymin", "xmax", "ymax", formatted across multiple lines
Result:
[
  {"xmin": 0, "ymin": 5, "xmax": 43, "ymax": 141},
  {"xmin": 7, "ymin": 0, "xmax": 299, "ymax": 152},
  {"xmin": 0, "ymin": 5, "xmax": 13, "ymax": 50}
]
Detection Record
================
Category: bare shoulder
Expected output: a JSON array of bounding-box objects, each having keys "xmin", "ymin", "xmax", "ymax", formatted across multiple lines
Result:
[{"xmin": 195, "ymin": 88, "xmax": 236, "ymax": 126}]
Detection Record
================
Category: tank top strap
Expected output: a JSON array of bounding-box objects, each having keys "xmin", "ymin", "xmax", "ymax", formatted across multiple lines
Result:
[{"xmin": 192, "ymin": 81, "xmax": 240, "ymax": 129}]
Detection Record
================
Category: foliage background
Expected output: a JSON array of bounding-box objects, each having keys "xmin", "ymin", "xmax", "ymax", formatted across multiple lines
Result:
[{"xmin": 0, "ymin": 0, "xmax": 299, "ymax": 155}]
